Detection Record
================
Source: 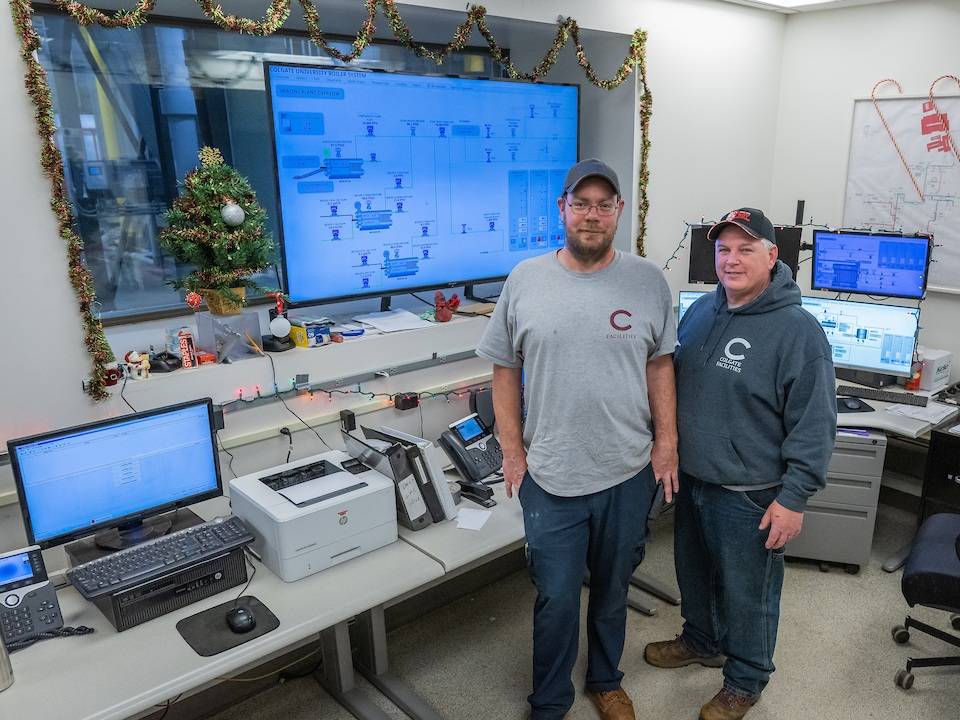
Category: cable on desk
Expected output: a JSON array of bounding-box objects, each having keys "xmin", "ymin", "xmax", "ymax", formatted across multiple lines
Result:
[
  {"xmin": 120, "ymin": 371, "xmax": 137, "ymax": 413},
  {"xmin": 232, "ymin": 548, "xmax": 257, "ymax": 609},
  {"xmin": 6, "ymin": 625, "xmax": 95, "ymax": 653},
  {"xmin": 217, "ymin": 431, "xmax": 238, "ymax": 479},
  {"xmin": 280, "ymin": 426, "xmax": 293, "ymax": 463}
]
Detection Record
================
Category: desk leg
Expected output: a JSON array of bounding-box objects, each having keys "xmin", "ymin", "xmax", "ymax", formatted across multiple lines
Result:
[
  {"xmin": 316, "ymin": 621, "xmax": 392, "ymax": 720},
  {"xmin": 353, "ymin": 606, "xmax": 445, "ymax": 720},
  {"xmin": 630, "ymin": 570, "xmax": 681, "ymax": 605}
]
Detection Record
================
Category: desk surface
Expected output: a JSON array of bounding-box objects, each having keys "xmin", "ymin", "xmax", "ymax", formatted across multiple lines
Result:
[
  {"xmin": 399, "ymin": 477, "xmax": 524, "ymax": 574},
  {"xmin": 835, "ymin": 382, "xmax": 959, "ymax": 439},
  {"xmin": 3, "ymin": 511, "xmax": 443, "ymax": 720}
]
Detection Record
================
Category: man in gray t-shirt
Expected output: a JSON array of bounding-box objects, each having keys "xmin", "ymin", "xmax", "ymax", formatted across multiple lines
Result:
[{"xmin": 477, "ymin": 159, "xmax": 678, "ymax": 720}]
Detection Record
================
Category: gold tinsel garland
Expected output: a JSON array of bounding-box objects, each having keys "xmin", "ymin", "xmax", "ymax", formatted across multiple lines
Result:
[{"xmin": 9, "ymin": 0, "xmax": 652, "ymax": 400}]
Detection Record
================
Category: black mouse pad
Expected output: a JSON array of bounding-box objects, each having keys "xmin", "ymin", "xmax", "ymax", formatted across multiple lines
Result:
[
  {"xmin": 836, "ymin": 397, "xmax": 875, "ymax": 413},
  {"xmin": 176, "ymin": 595, "xmax": 279, "ymax": 656}
]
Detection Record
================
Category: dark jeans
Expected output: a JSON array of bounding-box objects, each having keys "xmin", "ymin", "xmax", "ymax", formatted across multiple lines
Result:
[
  {"xmin": 519, "ymin": 465, "xmax": 657, "ymax": 720},
  {"xmin": 674, "ymin": 472, "xmax": 785, "ymax": 698}
]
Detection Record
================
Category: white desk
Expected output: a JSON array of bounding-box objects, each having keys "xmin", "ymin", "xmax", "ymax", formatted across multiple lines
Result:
[
  {"xmin": 836, "ymin": 383, "xmax": 958, "ymax": 439},
  {"xmin": 2, "ymin": 520, "xmax": 444, "ymax": 720},
  {"xmin": 398, "ymin": 478, "xmax": 524, "ymax": 575}
]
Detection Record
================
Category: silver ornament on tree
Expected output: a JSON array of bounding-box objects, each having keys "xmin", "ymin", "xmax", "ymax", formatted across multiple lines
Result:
[{"xmin": 221, "ymin": 202, "xmax": 246, "ymax": 227}]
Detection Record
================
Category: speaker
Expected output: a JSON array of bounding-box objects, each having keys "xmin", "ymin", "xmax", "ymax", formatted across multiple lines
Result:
[{"xmin": 470, "ymin": 387, "xmax": 495, "ymax": 430}]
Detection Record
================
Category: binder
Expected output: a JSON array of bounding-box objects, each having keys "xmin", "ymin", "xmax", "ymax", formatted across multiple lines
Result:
[
  {"xmin": 367, "ymin": 425, "xmax": 459, "ymax": 521},
  {"xmin": 340, "ymin": 430, "xmax": 432, "ymax": 531}
]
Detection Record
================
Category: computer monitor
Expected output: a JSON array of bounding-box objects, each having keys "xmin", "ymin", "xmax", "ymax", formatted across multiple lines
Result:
[
  {"xmin": 688, "ymin": 225, "xmax": 802, "ymax": 284},
  {"xmin": 811, "ymin": 230, "xmax": 931, "ymax": 299},
  {"xmin": 800, "ymin": 297, "xmax": 920, "ymax": 378},
  {"xmin": 265, "ymin": 62, "xmax": 580, "ymax": 305},
  {"xmin": 8, "ymin": 398, "xmax": 222, "ymax": 550},
  {"xmin": 678, "ymin": 290, "xmax": 709, "ymax": 323}
]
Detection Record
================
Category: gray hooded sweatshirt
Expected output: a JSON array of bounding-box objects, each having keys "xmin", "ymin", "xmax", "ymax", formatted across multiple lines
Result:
[{"xmin": 675, "ymin": 261, "xmax": 837, "ymax": 512}]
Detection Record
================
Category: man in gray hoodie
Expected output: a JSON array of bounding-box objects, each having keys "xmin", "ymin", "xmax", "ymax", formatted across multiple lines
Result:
[{"xmin": 644, "ymin": 208, "xmax": 837, "ymax": 720}]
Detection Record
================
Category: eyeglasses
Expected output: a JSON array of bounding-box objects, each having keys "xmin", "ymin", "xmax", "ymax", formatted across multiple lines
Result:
[{"xmin": 565, "ymin": 198, "xmax": 620, "ymax": 216}]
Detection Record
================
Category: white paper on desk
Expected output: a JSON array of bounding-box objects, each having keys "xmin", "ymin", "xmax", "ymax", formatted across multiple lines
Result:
[
  {"xmin": 885, "ymin": 401, "xmax": 956, "ymax": 424},
  {"xmin": 353, "ymin": 309, "xmax": 432, "ymax": 333},
  {"xmin": 456, "ymin": 508, "xmax": 491, "ymax": 531}
]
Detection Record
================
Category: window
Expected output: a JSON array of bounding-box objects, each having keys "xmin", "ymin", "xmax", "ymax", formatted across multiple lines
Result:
[{"xmin": 35, "ymin": 9, "xmax": 503, "ymax": 322}]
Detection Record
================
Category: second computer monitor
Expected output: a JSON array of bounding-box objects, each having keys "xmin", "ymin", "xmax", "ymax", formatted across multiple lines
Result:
[
  {"xmin": 800, "ymin": 297, "xmax": 919, "ymax": 378},
  {"xmin": 678, "ymin": 290, "xmax": 709, "ymax": 323},
  {"xmin": 811, "ymin": 230, "xmax": 931, "ymax": 299},
  {"xmin": 688, "ymin": 225, "xmax": 802, "ymax": 284}
]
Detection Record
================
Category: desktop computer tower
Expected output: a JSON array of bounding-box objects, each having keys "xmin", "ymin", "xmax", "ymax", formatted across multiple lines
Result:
[
  {"xmin": 920, "ymin": 428, "xmax": 960, "ymax": 522},
  {"xmin": 91, "ymin": 548, "xmax": 247, "ymax": 632}
]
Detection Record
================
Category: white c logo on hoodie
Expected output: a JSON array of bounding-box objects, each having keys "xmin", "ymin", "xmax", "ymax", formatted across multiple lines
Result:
[{"xmin": 724, "ymin": 338, "xmax": 752, "ymax": 361}]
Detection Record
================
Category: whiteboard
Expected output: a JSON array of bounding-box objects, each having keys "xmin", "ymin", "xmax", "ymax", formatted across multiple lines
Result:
[{"xmin": 844, "ymin": 96, "xmax": 960, "ymax": 294}]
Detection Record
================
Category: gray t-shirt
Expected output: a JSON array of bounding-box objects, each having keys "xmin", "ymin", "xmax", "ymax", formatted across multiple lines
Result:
[{"xmin": 477, "ymin": 250, "xmax": 677, "ymax": 497}]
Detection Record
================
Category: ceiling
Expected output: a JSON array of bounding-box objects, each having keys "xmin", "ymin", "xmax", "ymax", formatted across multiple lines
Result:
[{"xmin": 719, "ymin": 0, "xmax": 898, "ymax": 13}]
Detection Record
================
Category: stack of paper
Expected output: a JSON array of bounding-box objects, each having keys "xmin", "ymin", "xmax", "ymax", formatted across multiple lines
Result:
[{"xmin": 353, "ymin": 309, "xmax": 433, "ymax": 333}]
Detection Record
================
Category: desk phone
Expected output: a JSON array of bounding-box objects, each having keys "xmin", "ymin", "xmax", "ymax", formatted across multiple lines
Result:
[
  {"xmin": 0, "ymin": 545, "xmax": 63, "ymax": 646},
  {"xmin": 439, "ymin": 412, "xmax": 503, "ymax": 483}
]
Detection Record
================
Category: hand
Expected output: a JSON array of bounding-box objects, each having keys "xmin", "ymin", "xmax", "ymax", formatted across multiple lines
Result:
[
  {"xmin": 758, "ymin": 500, "xmax": 804, "ymax": 550},
  {"xmin": 502, "ymin": 450, "xmax": 528, "ymax": 499},
  {"xmin": 650, "ymin": 441, "xmax": 679, "ymax": 504}
]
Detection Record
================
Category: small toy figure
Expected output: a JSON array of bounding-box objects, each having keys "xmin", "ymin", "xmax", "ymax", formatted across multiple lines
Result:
[
  {"xmin": 123, "ymin": 351, "xmax": 151, "ymax": 380},
  {"xmin": 434, "ymin": 290, "xmax": 461, "ymax": 322}
]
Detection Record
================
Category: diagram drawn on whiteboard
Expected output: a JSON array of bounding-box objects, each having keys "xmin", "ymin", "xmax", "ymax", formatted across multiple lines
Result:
[{"xmin": 844, "ymin": 96, "xmax": 960, "ymax": 293}]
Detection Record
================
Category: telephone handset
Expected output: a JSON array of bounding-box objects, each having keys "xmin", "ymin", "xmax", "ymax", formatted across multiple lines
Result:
[
  {"xmin": 439, "ymin": 413, "xmax": 503, "ymax": 507},
  {"xmin": 0, "ymin": 546, "xmax": 64, "ymax": 647}
]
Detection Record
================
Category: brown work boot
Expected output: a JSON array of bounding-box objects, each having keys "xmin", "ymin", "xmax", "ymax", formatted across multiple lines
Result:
[
  {"xmin": 699, "ymin": 688, "xmax": 758, "ymax": 720},
  {"xmin": 586, "ymin": 687, "xmax": 636, "ymax": 720},
  {"xmin": 644, "ymin": 636, "xmax": 724, "ymax": 668}
]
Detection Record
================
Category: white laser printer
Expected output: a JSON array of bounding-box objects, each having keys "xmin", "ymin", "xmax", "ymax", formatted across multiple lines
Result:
[{"xmin": 229, "ymin": 450, "xmax": 397, "ymax": 582}]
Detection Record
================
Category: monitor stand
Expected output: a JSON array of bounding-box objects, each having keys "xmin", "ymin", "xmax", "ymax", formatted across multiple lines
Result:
[
  {"xmin": 64, "ymin": 507, "xmax": 205, "ymax": 566},
  {"xmin": 835, "ymin": 368, "xmax": 898, "ymax": 389}
]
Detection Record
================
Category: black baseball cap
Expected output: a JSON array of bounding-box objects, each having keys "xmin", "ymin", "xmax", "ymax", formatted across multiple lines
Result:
[
  {"xmin": 562, "ymin": 158, "xmax": 621, "ymax": 196},
  {"xmin": 707, "ymin": 208, "xmax": 776, "ymax": 244}
]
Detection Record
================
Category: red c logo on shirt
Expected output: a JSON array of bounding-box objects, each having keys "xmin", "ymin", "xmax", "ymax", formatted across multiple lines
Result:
[{"xmin": 610, "ymin": 309, "xmax": 633, "ymax": 331}]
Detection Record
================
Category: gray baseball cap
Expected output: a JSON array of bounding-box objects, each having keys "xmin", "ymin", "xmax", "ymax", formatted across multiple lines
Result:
[{"xmin": 562, "ymin": 158, "xmax": 621, "ymax": 196}]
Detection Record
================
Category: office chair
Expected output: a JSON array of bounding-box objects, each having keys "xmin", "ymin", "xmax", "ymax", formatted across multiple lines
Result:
[{"xmin": 891, "ymin": 512, "xmax": 960, "ymax": 689}]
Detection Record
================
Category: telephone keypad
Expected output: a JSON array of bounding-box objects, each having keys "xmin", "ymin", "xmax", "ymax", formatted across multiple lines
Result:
[{"xmin": 0, "ymin": 586, "xmax": 63, "ymax": 644}]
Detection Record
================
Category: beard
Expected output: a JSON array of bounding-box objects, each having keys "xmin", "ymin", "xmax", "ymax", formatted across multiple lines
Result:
[{"xmin": 564, "ymin": 223, "xmax": 615, "ymax": 263}]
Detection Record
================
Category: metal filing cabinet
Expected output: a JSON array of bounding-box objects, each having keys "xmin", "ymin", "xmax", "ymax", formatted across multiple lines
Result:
[{"xmin": 785, "ymin": 430, "xmax": 887, "ymax": 573}]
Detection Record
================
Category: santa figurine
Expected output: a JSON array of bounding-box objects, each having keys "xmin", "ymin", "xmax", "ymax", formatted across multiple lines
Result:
[
  {"xmin": 434, "ymin": 290, "xmax": 461, "ymax": 322},
  {"xmin": 123, "ymin": 350, "xmax": 151, "ymax": 380}
]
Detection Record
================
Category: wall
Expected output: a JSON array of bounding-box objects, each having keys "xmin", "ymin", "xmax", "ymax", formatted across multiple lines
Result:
[
  {"xmin": 770, "ymin": 0, "xmax": 960, "ymax": 375},
  {"xmin": 0, "ymin": 0, "xmax": 785, "ymax": 451},
  {"xmin": 0, "ymin": 0, "xmax": 787, "ymax": 533}
]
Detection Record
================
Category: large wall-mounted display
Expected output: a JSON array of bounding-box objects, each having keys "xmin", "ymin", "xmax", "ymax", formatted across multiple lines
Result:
[{"xmin": 265, "ymin": 63, "xmax": 580, "ymax": 304}]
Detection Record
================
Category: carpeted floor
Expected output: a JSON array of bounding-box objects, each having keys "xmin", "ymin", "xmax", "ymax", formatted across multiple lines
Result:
[{"xmin": 208, "ymin": 502, "xmax": 959, "ymax": 720}]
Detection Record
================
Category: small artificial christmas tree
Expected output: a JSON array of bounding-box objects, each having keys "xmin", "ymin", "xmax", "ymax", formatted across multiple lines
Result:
[{"xmin": 161, "ymin": 147, "xmax": 274, "ymax": 314}]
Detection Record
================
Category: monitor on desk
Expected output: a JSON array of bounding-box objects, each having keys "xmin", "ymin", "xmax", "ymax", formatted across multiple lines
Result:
[
  {"xmin": 800, "ymin": 297, "xmax": 920, "ymax": 378},
  {"xmin": 688, "ymin": 224, "xmax": 802, "ymax": 284},
  {"xmin": 678, "ymin": 290, "xmax": 709, "ymax": 323},
  {"xmin": 812, "ymin": 230, "xmax": 931, "ymax": 299},
  {"xmin": 8, "ymin": 398, "xmax": 223, "ymax": 550}
]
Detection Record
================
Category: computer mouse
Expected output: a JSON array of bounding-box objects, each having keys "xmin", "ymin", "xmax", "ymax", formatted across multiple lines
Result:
[
  {"xmin": 842, "ymin": 398, "xmax": 862, "ymax": 410},
  {"xmin": 225, "ymin": 606, "xmax": 256, "ymax": 634}
]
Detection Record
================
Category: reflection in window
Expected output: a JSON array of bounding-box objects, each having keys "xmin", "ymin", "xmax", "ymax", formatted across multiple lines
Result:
[{"xmin": 35, "ymin": 11, "xmax": 502, "ymax": 321}]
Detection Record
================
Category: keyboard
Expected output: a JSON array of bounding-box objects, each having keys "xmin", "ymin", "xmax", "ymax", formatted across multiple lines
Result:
[
  {"xmin": 836, "ymin": 385, "xmax": 928, "ymax": 407},
  {"xmin": 67, "ymin": 516, "xmax": 254, "ymax": 600}
]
